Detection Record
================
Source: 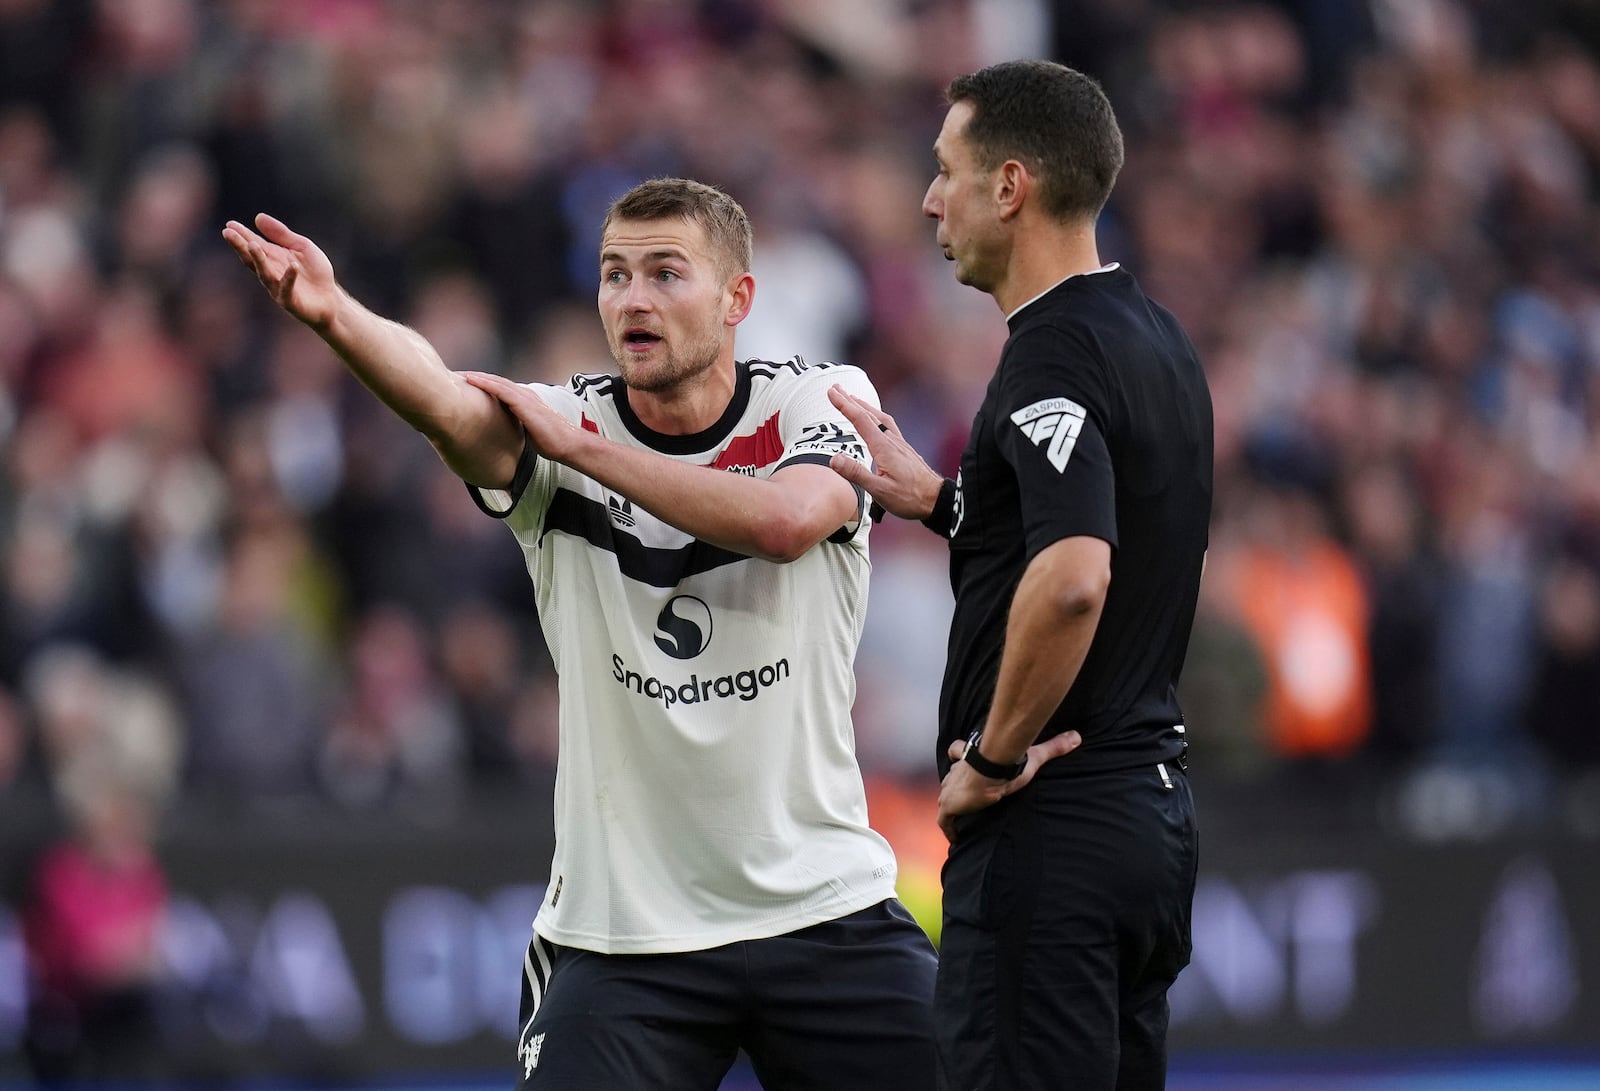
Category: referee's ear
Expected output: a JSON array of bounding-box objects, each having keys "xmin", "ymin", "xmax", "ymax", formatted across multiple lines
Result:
[{"xmin": 995, "ymin": 160, "xmax": 1030, "ymax": 222}]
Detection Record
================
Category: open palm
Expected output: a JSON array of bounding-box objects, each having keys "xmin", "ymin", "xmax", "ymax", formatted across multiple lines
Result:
[{"xmin": 222, "ymin": 213, "xmax": 340, "ymax": 330}]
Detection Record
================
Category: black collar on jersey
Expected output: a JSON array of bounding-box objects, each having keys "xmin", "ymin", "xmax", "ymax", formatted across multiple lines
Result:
[
  {"xmin": 1006, "ymin": 265, "xmax": 1130, "ymax": 332},
  {"xmin": 610, "ymin": 360, "xmax": 755, "ymax": 454}
]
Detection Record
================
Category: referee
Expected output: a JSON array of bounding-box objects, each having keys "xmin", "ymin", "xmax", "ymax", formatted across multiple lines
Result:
[{"xmin": 830, "ymin": 60, "xmax": 1212, "ymax": 1090}]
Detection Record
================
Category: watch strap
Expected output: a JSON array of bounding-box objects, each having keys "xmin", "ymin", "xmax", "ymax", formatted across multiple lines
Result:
[{"xmin": 963, "ymin": 729, "xmax": 1027, "ymax": 781}]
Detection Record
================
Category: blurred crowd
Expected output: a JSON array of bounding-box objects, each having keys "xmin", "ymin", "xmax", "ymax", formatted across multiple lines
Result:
[
  {"xmin": 1, "ymin": 0, "xmax": 1599, "ymax": 917},
  {"xmin": 4, "ymin": 0, "xmax": 1600, "ymax": 1077}
]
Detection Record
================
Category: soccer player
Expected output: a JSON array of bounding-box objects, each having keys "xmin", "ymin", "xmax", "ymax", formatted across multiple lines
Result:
[
  {"xmin": 828, "ymin": 62, "xmax": 1213, "ymax": 1090},
  {"xmin": 224, "ymin": 179, "xmax": 939, "ymax": 1089}
]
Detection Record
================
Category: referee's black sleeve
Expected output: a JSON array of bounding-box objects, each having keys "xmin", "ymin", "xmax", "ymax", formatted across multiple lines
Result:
[
  {"xmin": 992, "ymin": 324, "xmax": 1120, "ymax": 559},
  {"xmin": 993, "ymin": 325, "xmax": 1118, "ymax": 560}
]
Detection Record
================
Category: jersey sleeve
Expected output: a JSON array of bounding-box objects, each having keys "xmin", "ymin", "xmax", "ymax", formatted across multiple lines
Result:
[
  {"xmin": 772, "ymin": 364, "xmax": 878, "ymax": 538},
  {"xmin": 466, "ymin": 381, "xmax": 572, "ymax": 527},
  {"xmin": 994, "ymin": 326, "xmax": 1118, "ymax": 558}
]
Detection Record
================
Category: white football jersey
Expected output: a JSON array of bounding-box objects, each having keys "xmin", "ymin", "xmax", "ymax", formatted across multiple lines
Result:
[{"xmin": 473, "ymin": 358, "xmax": 898, "ymax": 954}]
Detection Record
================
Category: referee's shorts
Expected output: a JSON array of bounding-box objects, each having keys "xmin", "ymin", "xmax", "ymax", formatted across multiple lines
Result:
[
  {"xmin": 936, "ymin": 761, "xmax": 1198, "ymax": 1091},
  {"xmin": 513, "ymin": 898, "xmax": 937, "ymax": 1090}
]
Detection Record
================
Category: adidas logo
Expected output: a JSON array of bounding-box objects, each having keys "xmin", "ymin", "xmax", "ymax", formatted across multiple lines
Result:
[
  {"xmin": 608, "ymin": 495, "xmax": 636, "ymax": 528},
  {"xmin": 1010, "ymin": 397, "xmax": 1087, "ymax": 473}
]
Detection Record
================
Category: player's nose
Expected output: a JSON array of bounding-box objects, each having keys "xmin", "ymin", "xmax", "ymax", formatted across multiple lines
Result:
[{"xmin": 621, "ymin": 276, "xmax": 655, "ymax": 311}]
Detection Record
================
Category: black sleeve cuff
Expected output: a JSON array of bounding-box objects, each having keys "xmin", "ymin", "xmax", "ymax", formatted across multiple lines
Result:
[
  {"xmin": 467, "ymin": 435, "xmax": 538, "ymax": 520},
  {"xmin": 920, "ymin": 478, "xmax": 959, "ymax": 539}
]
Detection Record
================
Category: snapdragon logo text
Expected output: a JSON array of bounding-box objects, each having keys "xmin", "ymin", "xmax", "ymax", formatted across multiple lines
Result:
[{"xmin": 611, "ymin": 655, "xmax": 791, "ymax": 707}]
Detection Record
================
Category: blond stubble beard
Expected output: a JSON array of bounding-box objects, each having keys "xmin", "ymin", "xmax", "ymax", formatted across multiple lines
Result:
[{"xmin": 608, "ymin": 315, "xmax": 725, "ymax": 395}]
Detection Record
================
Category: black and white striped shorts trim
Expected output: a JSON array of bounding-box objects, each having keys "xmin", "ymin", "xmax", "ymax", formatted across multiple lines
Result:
[{"xmin": 518, "ymin": 934, "xmax": 554, "ymax": 1048}]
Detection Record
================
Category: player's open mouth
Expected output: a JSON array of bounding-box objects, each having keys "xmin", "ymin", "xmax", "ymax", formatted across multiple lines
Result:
[{"xmin": 624, "ymin": 329, "xmax": 662, "ymax": 350}]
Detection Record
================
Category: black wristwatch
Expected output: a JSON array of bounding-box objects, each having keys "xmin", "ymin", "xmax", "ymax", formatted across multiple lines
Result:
[{"xmin": 963, "ymin": 729, "xmax": 1027, "ymax": 781}]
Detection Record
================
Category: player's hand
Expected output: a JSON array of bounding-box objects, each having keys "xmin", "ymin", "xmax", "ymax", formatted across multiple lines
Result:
[
  {"xmin": 826, "ymin": 385, "xmax": 946, "ymax": 521},
  {"xmin": 222, "ymin": 214, "xmax": 342, "ymax": 331},
  {"xmin": 461, "ymin": 371, "xmax": 583, "ymax": 463},
  {"xmin": 936, "ymin": 731, "xmax": 1082, "ymax": 842}
]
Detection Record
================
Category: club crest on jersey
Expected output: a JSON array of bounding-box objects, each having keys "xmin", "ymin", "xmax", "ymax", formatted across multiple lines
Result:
[{"xmin": 1010, "ymin": 397, "xmax": 1087, "ymax": 473}]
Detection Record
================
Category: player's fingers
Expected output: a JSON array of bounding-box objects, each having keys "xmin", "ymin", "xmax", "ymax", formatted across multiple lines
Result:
[
  {"xmin": 463, "ymin": 372, "xmax": 544, "ymax": 425},
  {"xmin": 222, "ymin": 219, "xmax": 264, "ymax": 244},
  {"xmin": 461, "ymin": 371, "xmax": 520, "ymax": 399},
  {"xmin": 937, "ymin": 811, "xmax": 957, "ymax": 844},
  {"xmin": 254, "ymin": 212, "xmax": 306, "ymax": 250},
  {"xmin": 222, "ymin": 224, "xmax": 265, "ymax": 273},
  {"xmin": 221, "ymin": 222, "xmax": 254, "ymax": 259},
  {"xmin": 275, "ymin": 261, "xmax": 299, "ymax": 307},
  {"xmin": 947, "ymin": 738, "xmax": 967, "ymax": 762},
  {"xmin": 462, "ymin": 371, "xmax": 520, "ymax": 408},
  {"xmin": 223, "ymin": 234, "xmax": 253, "ymax": 273}
]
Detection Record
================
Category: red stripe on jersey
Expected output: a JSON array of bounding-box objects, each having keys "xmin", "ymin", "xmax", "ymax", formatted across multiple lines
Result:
[
  {"xmin": 711, "ymin": 413, "xmax": 784, "ymax": 471},
  {"xmin": 581, "ymin": 414, "xmax": 600, "ymax": 433}
]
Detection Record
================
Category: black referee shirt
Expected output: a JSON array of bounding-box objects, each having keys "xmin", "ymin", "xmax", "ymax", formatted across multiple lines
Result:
[{"xmin": 936, "ymin": 266, "xmax": 1213, "ymax": 777}]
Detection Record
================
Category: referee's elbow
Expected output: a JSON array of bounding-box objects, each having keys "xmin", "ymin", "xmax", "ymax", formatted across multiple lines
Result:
[
  {"xmin": 1058, "ymin": 577, "xmax": 1108, "ymax": 618},
  {"xmin": 1030, "ymin": 539, "xmax": 1111, "ymax": 617}
]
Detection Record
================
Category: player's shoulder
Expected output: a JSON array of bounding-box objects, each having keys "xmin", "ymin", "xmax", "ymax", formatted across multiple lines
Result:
[
  {"xmin": 744, "ymin": 354, "xmax": 863, "ymax": 380},
  {"xmin": 550, "ymin": 370, "xmax": 624, "ymax": 417},
  {"xmin": 743, "ymin": 355, "xmax": 876, "ymax": 398},
  {"xmin": 565, "ymin": 370, "xmax": 623, "ymax": 402}
]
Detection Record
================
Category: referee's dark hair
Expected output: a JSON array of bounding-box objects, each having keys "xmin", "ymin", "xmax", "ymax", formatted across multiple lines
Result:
[{"xmin": 946, "ymin": 60, "xmax": 1125, "ymax": 221}]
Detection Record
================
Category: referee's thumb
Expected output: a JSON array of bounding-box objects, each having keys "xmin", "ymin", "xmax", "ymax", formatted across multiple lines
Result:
[{"xmin": 829, "ymin": 451, "xmax": 869, "ymax": 486}]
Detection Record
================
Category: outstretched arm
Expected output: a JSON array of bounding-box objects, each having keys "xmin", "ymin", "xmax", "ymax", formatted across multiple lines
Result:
[
  {"xmin": 464, "ymin": 372, "xmax": 861, "ymax": 563},
  {"xmin": 222, "ymin": 214, "xmax": 522, "ymax": 489}
]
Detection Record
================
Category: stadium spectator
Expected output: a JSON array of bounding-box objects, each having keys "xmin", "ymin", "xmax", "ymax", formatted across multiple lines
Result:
[{"xmin": 0, "ymin": 0, "xmax": 1593, "ymax": 866}]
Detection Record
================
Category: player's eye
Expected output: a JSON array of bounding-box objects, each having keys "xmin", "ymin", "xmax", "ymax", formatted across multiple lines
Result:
[{"xmin": 655, "ymin": 269, "xmax": 677, "ymax": 283}]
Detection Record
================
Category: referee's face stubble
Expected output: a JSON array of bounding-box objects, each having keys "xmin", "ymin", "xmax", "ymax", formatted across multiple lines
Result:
[{"xmin": 924, "ymin": 100, "xmax": 1008, "ymax": 294}]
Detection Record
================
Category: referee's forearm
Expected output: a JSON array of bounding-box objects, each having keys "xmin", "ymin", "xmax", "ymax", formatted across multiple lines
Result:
[{"xmin": 978, "ymin": 538, "xmax": 1108, "ymax": 761}]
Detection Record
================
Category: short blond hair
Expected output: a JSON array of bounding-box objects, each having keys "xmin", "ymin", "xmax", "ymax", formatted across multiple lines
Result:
[{"xmin": 602, "ymin": 178, "xmax": 753, "ymax": 277}]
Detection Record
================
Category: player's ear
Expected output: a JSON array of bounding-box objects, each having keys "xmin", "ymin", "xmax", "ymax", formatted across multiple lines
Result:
[{"xmin": 725, "ymin": 271, "xmax": 755, "ymax": 326}]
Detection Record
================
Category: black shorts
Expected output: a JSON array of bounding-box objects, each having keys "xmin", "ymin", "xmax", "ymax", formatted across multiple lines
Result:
[
  {"xmin": 936, "ymin": 762, "xmax": 1198, "ymax": 1091},
  {"xmin": 514, "ymin": 898, "xmax": 937, "ymax": 1090}
]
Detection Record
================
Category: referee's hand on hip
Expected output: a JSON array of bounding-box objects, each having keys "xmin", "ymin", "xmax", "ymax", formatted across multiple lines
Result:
[{"xmin": 937, "ymin": 731, "xmax": 1082, "ymax": 842}]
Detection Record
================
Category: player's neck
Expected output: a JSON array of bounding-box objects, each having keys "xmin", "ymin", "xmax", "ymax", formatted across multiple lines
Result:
[
  {"xmin": 991, "ymin": 218, "xmax": 1103, "ymax": 317},
  {"xmin": 626, "ymin": 355, "xmax": 738, "ymax": 436}
]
